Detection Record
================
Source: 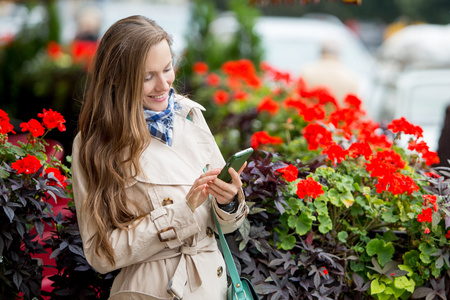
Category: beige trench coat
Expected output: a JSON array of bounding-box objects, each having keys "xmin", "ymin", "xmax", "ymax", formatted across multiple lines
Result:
[{"xmin": 72, "ymin": 95, "xmax": 248, "ymax": 299}]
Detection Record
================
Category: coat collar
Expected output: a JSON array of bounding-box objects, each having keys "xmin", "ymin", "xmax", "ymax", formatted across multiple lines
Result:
[{"xmin": 129, "ymin": 97, "xmax": 214, "ymax": 186}]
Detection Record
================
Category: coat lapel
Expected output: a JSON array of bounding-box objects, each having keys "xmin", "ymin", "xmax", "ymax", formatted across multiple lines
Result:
[{"xmin": 135, "ymin": 115, "xmax": 215, "ymax": 185}]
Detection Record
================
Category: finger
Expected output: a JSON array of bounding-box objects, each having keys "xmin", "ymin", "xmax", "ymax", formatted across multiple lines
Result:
[
  {"xmin": 228, "ymin": 167, "xmax": 243, "ymax": 187},
  {"xmin": 207, "ymin": 187, "xmax": 231, "ymax": 204},
  {"xmin": 237, "ymin": 161, "xmax": 247, "ymax": 174},
  {"xmin": 207, "ymin": 184, "xmax": 235, "ymax": 203},
  {"xmin": 194, "ymin": 174, "xmax": 217, "ymax": 187},
  {"xmin": 202, "ymin": 168, "xmax": 221, "ymax": 177}
]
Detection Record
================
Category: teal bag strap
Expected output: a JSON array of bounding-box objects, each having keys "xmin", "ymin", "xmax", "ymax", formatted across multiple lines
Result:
[{"xmin": 212, "ymin": 206, "xmax": 246, "ymax": 299}]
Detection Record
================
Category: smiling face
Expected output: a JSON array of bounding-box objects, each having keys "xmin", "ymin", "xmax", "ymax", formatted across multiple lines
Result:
[{"xmin": 142, "ymin": 40, "xmax": 175, "ymax": 111}]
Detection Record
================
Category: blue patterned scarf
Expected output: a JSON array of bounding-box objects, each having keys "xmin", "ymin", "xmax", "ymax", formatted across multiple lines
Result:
[{"xmin": 143, "ymin": 88, "xmax": 180, "ymax": 146}]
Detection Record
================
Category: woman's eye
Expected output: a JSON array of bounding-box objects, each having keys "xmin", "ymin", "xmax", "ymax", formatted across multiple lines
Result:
[
  {"xmin": 164, "ymin": 66, "xmax": 172, "ymax": 72},
  {"xmin": 144, "ymin": 75, "xmax": 153, "ymax": 81}
]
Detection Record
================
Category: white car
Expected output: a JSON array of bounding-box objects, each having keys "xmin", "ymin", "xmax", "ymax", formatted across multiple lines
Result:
[{"xmin": 377, "ymin": 68, "xmax": 450, "ymax": 151}]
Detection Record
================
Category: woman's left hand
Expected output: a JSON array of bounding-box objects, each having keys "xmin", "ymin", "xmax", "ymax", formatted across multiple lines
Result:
[{"xmin": 206, "ymin": 162, "xmax": 247, "ymax": 205}]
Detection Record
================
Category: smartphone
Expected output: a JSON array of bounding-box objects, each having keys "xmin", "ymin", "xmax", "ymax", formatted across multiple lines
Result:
[{"xmin": 217, "ymin": 148, "xmax": 254, "ymax": 183}]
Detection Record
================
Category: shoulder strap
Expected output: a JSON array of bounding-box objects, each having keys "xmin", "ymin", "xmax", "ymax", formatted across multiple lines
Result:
[{"xmin": 212, "ymin": 206, "xmax": 246, "ymax": 299}]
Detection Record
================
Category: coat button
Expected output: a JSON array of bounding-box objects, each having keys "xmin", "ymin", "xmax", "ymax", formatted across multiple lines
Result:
[
  {"xmin": 162, "ymin": 198, "xmax": 173, "ymax": 206},
  {"xmin": 217, "ymin": 266, "xmax": 223, "ymax": 277},
  {"xmin": 206, "ymin": 227, "xmax": 214, "ymax": 237}
]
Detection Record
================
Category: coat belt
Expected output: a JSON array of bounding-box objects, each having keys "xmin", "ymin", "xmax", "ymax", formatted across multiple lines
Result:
[{"xmin": 145, "ymin": 238, "xmax": 217, "ymax": 299}]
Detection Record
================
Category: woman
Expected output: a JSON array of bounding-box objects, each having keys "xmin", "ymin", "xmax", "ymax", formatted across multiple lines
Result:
[{"xmin": 72, "ymin": 15, "xmax": 248, "ymax": 299}]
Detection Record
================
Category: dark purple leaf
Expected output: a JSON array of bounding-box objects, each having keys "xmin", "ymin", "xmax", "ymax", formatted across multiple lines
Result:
[{"xmin": 3, "ymin": 205, "xmax": 14, "ymax": 223}]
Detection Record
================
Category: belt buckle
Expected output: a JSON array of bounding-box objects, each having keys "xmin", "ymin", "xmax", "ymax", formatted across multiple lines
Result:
[{"xmin": 157, "ymin": 226, "xmax": 177, "ymax": 242}]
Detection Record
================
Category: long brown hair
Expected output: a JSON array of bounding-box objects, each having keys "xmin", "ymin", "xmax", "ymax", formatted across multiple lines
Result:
[{"xmin": 77, "ymin": 15, "xmax": 172, "ymax": 266}]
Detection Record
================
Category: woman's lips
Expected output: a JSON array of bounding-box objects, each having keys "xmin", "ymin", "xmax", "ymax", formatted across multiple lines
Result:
[{"xmin": 148, "ymin": 92, "xmax": 168, "ymax": 102}]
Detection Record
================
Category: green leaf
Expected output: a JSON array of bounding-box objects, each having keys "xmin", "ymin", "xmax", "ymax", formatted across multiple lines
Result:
[
  {"xmin": 351, "ymin": 205, "xmax": 364, "ymax": 217},
  {"xmin": 287, "ymin": 215, "xmax": 297, "ymax": 229},
  {"xmin": 278, "ymin": 235, "xmax": 296, "ymax": 251},
  {"xmin": 340, "ymin": 191, "xmax": 354, "ymax": 208},
  {"xmin": 366, "ymin": 239, "xmax": 395, "ymax": 267},
  {"xmin": 338, "ymin": 231, "xmax": 348, "ymax": 243},
  {"xmin": 287, "ymin": 197, "xmax": 301, "ymax": 214},
  {"xmin": 318, "ymin": 214, "xmax": 332, "ymax": 234},
  {"xmin": 371, "ymin": 278, "xmax": 386, "ymax": 294},
  {"xmin": 295, "ymin": 213, "xmax": 313, "ymax": 235},
  {"xmin": 314, "ymin": 199, "xmax": 328, "ymax": 215},
  {"xmin": 403, "ymin": 250, "xmax": 420, "ymax": 267},
  {"xmin": 398, "ymin": 265, "xmax": 413, "ymax": 277},
  {"xmin": 394, "ymin": 276, "xmax": 415, "ymax": 293},
  {"xmin": 419, "ymin": 243, "xmax": 437, "ymax": 264},
  {"xmin": 335, "ymin": 175, "xmax": 354, "ymax": 192},
  {"xmin": 0, "ymin": 168, "xmax": 10, "ymax": 179},
  {"xmin": 432, "ymin": 211, "xmax": 441, "ymax": 228},
  {"xmin": 382, "ymin": 207, "xmax": 400, "ymax": 223},
  {"xmin": 327, "ymin": 188, "xmax": 341, "ymax": 206}
]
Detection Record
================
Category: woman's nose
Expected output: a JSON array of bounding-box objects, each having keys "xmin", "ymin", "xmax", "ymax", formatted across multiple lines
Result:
[{"xmin": 154, "ymin": 74, "xmax": 170, "ymax": 91}]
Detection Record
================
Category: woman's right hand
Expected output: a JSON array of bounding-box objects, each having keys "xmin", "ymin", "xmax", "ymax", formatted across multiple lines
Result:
[{"xmin": 186, "ymin": 169, "xmax": 221, "ymax": 212}]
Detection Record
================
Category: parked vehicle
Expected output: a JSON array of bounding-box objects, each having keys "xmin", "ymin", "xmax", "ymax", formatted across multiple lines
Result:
[{"xmin": 210, "ymin": 13, "xmax": 379, "ymax": 105}]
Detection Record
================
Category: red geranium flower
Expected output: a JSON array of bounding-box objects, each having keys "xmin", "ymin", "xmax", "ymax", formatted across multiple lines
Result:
[
  {"xmin": 0, "ymin": 109, "xmax": 15, "ymax": 135},
  {"xmin": 257, "ymin": 96, "xmax": 279, "ymax": 115},
  {"xmin": 38, "ymin": 108, "xmax": 66, "ymax": 132},
  {"xmin": 233, "ymin": 90, "xmax": 248, "ymax": 101},
  {"xmin": 423, "ymin": 194, "xmax": 437, "ymax": 204},
  {"xmin": 296, "ymin": 177, "xmax": 324, "ymax": 200},
  {"xmin": 205, "ymin": 73, "xmax": 221, "ymax": 86},
  {"xmin": 348, "ymin": 142, "xmax": 372, "ymax": 160},
  {"xmin": 445, "ymin": 230, "xmax": 450, "ymax": 239},
  {"xmin": 192, "ymin": 61, "xmax": 209, "ymax": 75},
  {"xmin": 212, "ymin": 90, "xmax": 229, "ymax": 106},
  {"xmin": 47, "ymin": 41, "xmax": 63, "ymax": 60},
  {"xmin": 11, "ymin": 154, "xmax": 42, "ymax": 175},
  {"xmin": 283, "ymin": 96, "xmax": 306, "ymax": 111},
  {"xmin": 417, "ymin": 207, "xmax": 433, "ymax": 223},
  {"xmin": 424, "ymin": 228, "xmax": 430, "ymax": 234},
  {"xmin": 323, "ymin": 143, "xmax": 347, "ymax": 166},
  {"xmin": 424, "ymin": 172, "xmax": 440, "ymax": 178},
  {"xmin": 344, "ymin": 94, "xmax": 362, "ymax": 110},
  {"xmin": 422, "ymin": 151, "xmax": 439, "ymax": 166},
  {"xmin": 45, "ymin": 167, "xmax": 68, "ymax": 188},
  {"xmin": 20, "ymin": 119, "xmax": 45, "ymax": 138},
  {"xmin": 408, "ymin": 139, "xmax": 429, "ymax": 154},
  {"xmin": 250, "ymin": 131, "xmax": 283, "ymax": 149},
  {"xmin": 302, "ymin": 123, "xmax": 333, "ymax": 150},
  {"xmin": 300, "ymin": 105, "xmax": 325, "ymax": 122},
  {"xmin": 365, "ymin": 149, "xmax": 406, "ymax": 178},
  {"xmin": 221, "ymin": 59, "xmax": 261, "ymax": 88},
  {"xmin": 388, "ymin": 117, "xmax": 423, "ymax": 138},
  {"xmin": 71, "ymin": 40, "xmax": 98, "ymax": 67},
  {"xmin": 277, "ymin": 164, "xmax": 298, "ymax": 182}
]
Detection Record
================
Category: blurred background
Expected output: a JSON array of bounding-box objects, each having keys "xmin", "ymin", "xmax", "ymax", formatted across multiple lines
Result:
[{"xmin": 1, "ymin": 0, "xmax": 450, "ymax": 160}]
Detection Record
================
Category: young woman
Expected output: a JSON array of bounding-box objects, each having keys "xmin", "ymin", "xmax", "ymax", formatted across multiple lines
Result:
[{"xmin": 72, "ymin": 15, "xmax": 248, "ymax": 299}]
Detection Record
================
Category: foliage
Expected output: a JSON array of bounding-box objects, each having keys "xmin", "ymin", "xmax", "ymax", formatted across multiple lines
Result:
[
  {"xmin": 175, "ymin": 0, "xmax": 263, "ymax": 95},
  {"xmin": 0, "ymin": 7, "xmax": 97, "ymax": 156},
  {"xmin": 43, "ymin": 205, "xmax": 119, "ymax": 299},
  {"xmin": 191, "ymin": 58, "xmax": 450, "ymax": 299},
  {"xmin": 0, "ymin": 108, "xmax": 69, "ymax": 299}
]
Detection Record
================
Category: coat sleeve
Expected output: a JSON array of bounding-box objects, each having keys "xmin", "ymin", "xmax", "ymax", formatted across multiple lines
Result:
[
  {"xmin": 188, "ymin": 105, "xmax": 249, "ymax": 234},
  {"xmin": 71, "ymin": 135, "xmax": 200, "ymax": 274}
]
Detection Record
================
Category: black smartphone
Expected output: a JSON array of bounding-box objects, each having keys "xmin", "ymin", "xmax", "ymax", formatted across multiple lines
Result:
[{"xmin": 217, "ymin": 148, "xmax": 254, "ymax": 183}]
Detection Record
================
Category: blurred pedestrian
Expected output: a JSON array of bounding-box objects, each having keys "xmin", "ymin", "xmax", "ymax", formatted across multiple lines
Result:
[
  {"xmin": 74, "ymin": 6, "xmax": 102, "ymax": 41},
  {"xmin": 72, "ymin": 15, "xmax": 249, "ymax": 299},
  {"xmin": 300, "ymin": 41, "xmax": 360, "ymax": 104}
]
